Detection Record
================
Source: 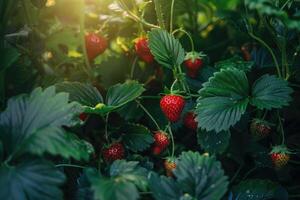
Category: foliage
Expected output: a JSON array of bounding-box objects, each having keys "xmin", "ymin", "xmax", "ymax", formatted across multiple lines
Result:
[
  {"xmin": 0, "ymin": 0, "xmax": 300, "ymax": 199},
  {"xmin": 149, "ymin": 151, "xmax": 228, "ymax": 200},
  {"xmin": 87, "ymin": 160, "xmax": 148, "ymax": 200}
]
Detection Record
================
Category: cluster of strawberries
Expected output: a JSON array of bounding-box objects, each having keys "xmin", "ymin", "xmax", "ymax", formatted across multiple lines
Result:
[{"xmin": 84, "ymin": 33, "xmax": 289, "ymax": 173}]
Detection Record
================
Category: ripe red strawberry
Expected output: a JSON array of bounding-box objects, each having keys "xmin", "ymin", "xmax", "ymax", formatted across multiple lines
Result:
[
  {"xmin": 160, "ymin": 95, "xmax": 185, "ymax": 122},
  {"xmin": 184, "ymin": 112, "xmax": 198, "ymax": 131},
  {"xmin": 85, "ymin": 33, "xmax": 108, "ymax": 61},
  {"xmin": 103, "ymin": 143, "xmax": 125, "ymax": 162},
  {"xmin": 270, "ymin": 145, "xmax": 290, "ymax": 169},
  {"xmin": 134, "ymin": 37, "xmax": 154, "ymax": 63},
  {"xmin": 250, "ymin": 119, "xmax": 271, "ymax": 139},
  {"xmin": 79, "ymin": 113, "xmax": 88, "ymax": 121},
  {"xmin": 184, "ymin": 52, "xmax": 205, "ymax": 78},
  {"xmin": 152, "ymin": 145, "xmax": 163, "ymax": 155},
  {"xmin": 164, "ymin": 158, "xmax": 177, "ymax": 177},
  {"xmin": 153, "ymin": 131, "xmax": 170, "ymax": 150},
  {"xmin": 241, "ymin": 44, "xmax": 251, "ymax": 61}
]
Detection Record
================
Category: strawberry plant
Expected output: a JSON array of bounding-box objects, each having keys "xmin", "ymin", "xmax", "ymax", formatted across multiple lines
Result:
[{"xmin": 1, "ymin": 0, "xmax": 300, "ymax": 200}]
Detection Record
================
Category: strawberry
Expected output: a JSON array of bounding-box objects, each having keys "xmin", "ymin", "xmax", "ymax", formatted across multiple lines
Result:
[
  {"xmin": 153, "ymin": 131, "xmax": 170, "ymax": 149},
  {"xmin": 85, "ymin": 33, "xmax": 108, "ymax": 61},
  {"xmin": 79, "ymin": 113, "xmax": 88, "ymax": 121},
  {"xmin": 160, "ymin": 95, "xmax": 185, "ymax": 122},
  {"xmin": 152, "ymin": 131, "xmax": 170, "ymax": 155},
  {"xmin": 270, "ymin": 145, "xmax": 290, "ymax": 169},
  {"xmin": 250, "ymin": 119, "xmax": 271, "ymax": 140},
  {"xmin": 134, "ymin": 37, "xmax": 154, "ymax": 63},
  {"xmin": 184, "ymin": 112, "xmax": 198, "ymax": 131},
  {"xmin": 152, "ymin": 146, "xmax": 163, "ymax": 155},
  {"xmin": 184, "ymin": 51, "xmax": 205, "ymax": 78},
  {"xmin": 241, "ymin": 44, "xmax": 251, "ymax": 61},
  {"xmin": 103, "ymin": 143, "xmax": 125, "ymax": 162},
  {"xmin": 164, "ymin": 158, "xmax": 177, "ymax": 177}
]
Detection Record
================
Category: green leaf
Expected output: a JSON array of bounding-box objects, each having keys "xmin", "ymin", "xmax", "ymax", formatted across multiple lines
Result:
[
  {"xmin": 106, "ymin": 81, "xmax": 145, "ymax": 108},
  {"xmin": 0, "ymin": 46, "xmax": 20, "ymax": 71},
  {"xmin": 87, "ymin": 160, "xmax": 149, "ymax": 200},
  {"xmin": 122, "ymin": 124, "xmax": 154, "ymax": 152},
  {"xmin": 250, "ymin": 75, "xmax": 293, "ymax": 110},
  {"xmin": 232, "ymin": 179, "xmax": 288, "ymax": 200},
  {"xmin": 196, "ymin": 69, "xmax": 249, "ymax": 132},
  {"xmin": 174, "ymin": 151, "xmax": 228, "ymax": 200},
  {"xmin": 76, "ymin": 169, "xmax": 94, "ymax": 200},
  {"xmin": 25, "ymin": 131, "xmax": 94, "ymax": 161},
  {"xmin": 148, "ymin": 28, "xmax": 185, "ymax": 69},
  {"xmin": 90, "ymin": 178, "xmax": 139, "ymax": 200},
  {"xmin": 109, "ymin": 160, "xmax": 149, "ymax": 191},
  {"xmin": 0, "ymin": 86, "xmax": 82, "ymax": 160},
  {"xmin": 0, "ymin": 159, "xmax": 65, "ymax": 200},
  {"xmin": 215, "ymin": 56, "xmax": 253, "ymax": 72},
  {"xmin": 148, "ymin": 172, "xmax": 182, "ymax": 200},
  {"xmin": 117, "ymin": 101, "xmax": 144, "ymax": 121},
  {"xmin": 55, "ymin": 82, "xmax": 103, "ymax": 107},
  {"xmin": 197, "ymin": 130, "xmax": 231, "ymax": 154}
]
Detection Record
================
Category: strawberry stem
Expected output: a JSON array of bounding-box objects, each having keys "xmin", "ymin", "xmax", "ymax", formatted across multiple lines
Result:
[
  {"xmin": 136, "ymin": 100, "xmax": 161, "ymax": 130},
  {"xmin": 170, "ymin": 0, "xmax": 175, "ymax": 32},
  {"xmin": 167, "ymin": 124, "xmax": 175, "ymax": 157},
  {"xmin": 172, "ymin": 28, "xmax": 195, "ymax": 52},
  {"xmin": 170, "ymin": 78, "xmax": 178, "ymax": 93},
  {"xmin": 105, "ymin": 113, "xmax": 110, "ymax": 141},
  {"xmin": 55, "ymin": 164, "xmax": 86, "ymax": 169},
  {"xmin": 79, "ymin": 1, "xmax": 92, "ymax": 76},
  {"xmin": 130, "ymin": 56, "xmax": 138, "ymax": 79},
  {"xmin": 277, "ymin": 111, "xmax": 285, "ymax": 145}
]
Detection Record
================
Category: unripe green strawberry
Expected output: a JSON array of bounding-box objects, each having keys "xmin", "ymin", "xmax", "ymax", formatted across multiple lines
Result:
[
  {"xmin": 270, "ymin": 145, "xmax": 290, "ymax": 169},
  {"xmin": 160, "ymin": 95, "xmax": 185, "ymax": 122},
  {"xmin": 103, "ymin": 143, "xmax": 125, "ymax": 162}
]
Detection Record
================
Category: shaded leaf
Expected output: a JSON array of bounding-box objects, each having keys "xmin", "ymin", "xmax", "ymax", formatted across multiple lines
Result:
[
  {"xmin": 0, "ymin": 46, "xmax": 20, "ymax": 71},
  {"xmin": 174, "ymin": 151, "xmax": 228, "ymax": 200},
  {"xmin": 26, "ymin": 131, "xmax": 94, "ymax": 161},
  {"xmin": 122, "ymin": 124, "xmax": 154, "ymax": 152},
  {"xmin": 250, "ymin": 75, "xmax": 293, "ymax": 110},
  {"xmin": 87, "ymin": 160, "xmax": 149, "ymax": 200},
  {"xmin": 148, "ymin": 172, "xmax": 182, "ymax": 200},
  {"xmin": 197, "ymin": 130, "xmax": 231, "ymax": 154},
  {"xmin": 0, "ymin": 159, "xmax": 65, "ymax": 200},
  {"xmin": 215, "ymin": 56, "xmax": 253, "ymax": 72},
  {"xmin": 109, "ymin": 160, "xmax": 149, "ymax": 191},
  {"xmin": 232, "ymin": 179, "xmax": 288, "ymax": 200}
]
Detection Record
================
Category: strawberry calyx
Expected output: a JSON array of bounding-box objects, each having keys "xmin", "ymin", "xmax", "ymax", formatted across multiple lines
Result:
[
  {"xmin": 184, "ymin": 51, "xmax": 205, "ymax": 63},
  {"xmin": 270, "ymin": 145, "xmax": 291, "ymax": 155}
]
